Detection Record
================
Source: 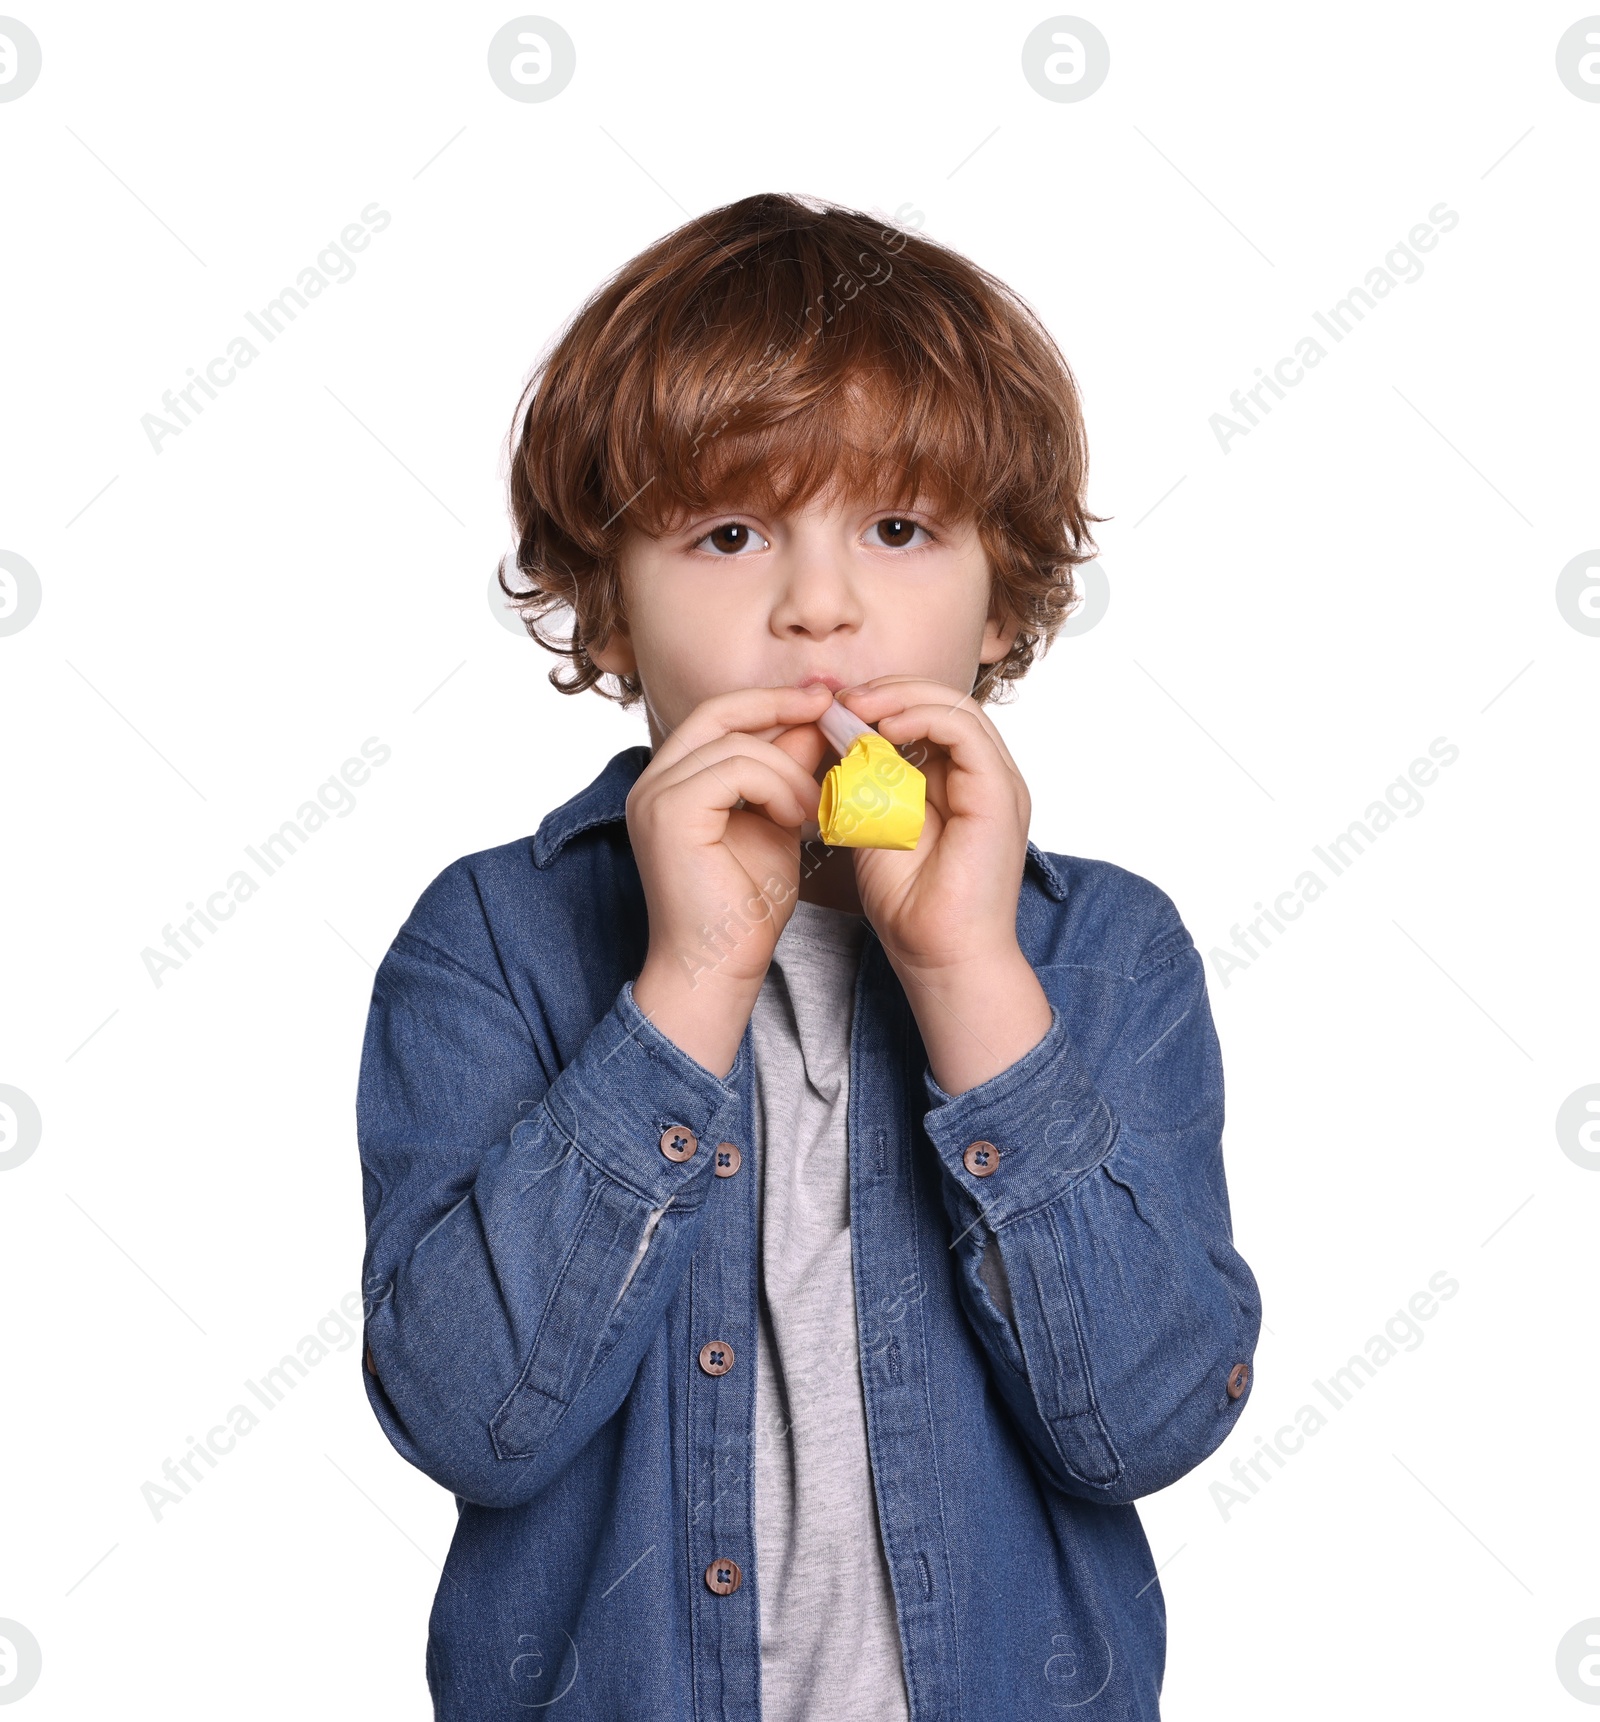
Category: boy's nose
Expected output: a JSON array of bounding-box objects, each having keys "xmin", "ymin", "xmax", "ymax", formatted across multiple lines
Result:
[{"xmin": 773, "ymin": 552, "xmax": 863, "ymax": 638}]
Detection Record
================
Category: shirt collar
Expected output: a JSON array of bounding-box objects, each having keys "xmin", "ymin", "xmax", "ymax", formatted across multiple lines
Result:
[
  {"xmin": 532, "ymin": 743, "xmax": 1070, "ymax": 902},
  {"xmin": 531, "ymin": 744, "xmax": 653, "ymax": 868}
]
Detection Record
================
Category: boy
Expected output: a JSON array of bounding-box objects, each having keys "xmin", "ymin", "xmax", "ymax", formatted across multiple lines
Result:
[{"xmin": 356, "ymin": 192, "xmax": 1260, "ymax": 1720}]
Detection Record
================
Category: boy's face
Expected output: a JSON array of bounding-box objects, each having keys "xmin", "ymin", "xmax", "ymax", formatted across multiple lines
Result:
[{"xmin": 591, "ymin": 487, "xmax": 1021, "ymax": 762}]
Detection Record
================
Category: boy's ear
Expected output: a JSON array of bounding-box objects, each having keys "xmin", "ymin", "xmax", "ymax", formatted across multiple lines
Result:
[
  {"xmin": 978, "ymin": 592, "xmax": 1022, "ymax": 665},
  {"xmin": 587, "ymin": 625, "xmax": 637, "ymax": 678}
]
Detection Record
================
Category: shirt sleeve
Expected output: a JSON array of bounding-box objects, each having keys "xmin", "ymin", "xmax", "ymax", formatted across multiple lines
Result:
[
  {"xmin": 919, "ymin": 914, "xmax": 1260, "ymax": 1504},
  {"xmin": 356, "ymin": 863, "xmax": 746, "ymax": 1510}
]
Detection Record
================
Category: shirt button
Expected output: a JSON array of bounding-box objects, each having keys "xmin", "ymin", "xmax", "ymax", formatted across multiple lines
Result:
[
  {"xmin": 659, "ymin": 1124, "xmax": 698, "ymax": 1163},
  {"xmin": 1227, "ymin": 1362, "xmax": 1251, "ymax": 1399},
  {"xmin": 698, "ymin": 1339, "xmax": 735, "ymax": 1376},
  {"xmin": 705, "ymin": 1557, "xmax": 742, "ymax": 1595},
  {"xmin": 963, "ymin": 1139, "xmax": 1000, "ymax": 1177},
  {"xmin": 713, "ymin": 1141, "xmax": 743, "ymax": 1177}
]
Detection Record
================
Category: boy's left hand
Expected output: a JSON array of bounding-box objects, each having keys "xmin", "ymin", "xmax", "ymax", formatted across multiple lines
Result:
[{"xmin": 833, "ymin": 675, "xmax": 1032, "ymax": 975}]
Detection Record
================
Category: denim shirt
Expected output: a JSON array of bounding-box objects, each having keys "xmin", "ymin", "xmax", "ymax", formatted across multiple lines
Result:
[{"xmin": 356, "ymin": 743, "xmax": 1262, "ymax": 1721}]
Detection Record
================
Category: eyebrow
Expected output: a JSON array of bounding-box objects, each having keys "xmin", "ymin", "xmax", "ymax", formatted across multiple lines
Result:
[{"xmin": 670, "ymin": 495, "xmax": 956, "ymax": 530}]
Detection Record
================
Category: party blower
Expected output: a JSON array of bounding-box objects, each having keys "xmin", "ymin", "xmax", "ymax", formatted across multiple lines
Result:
[{"xmin": 798, "ymin": 693, "xmax": 927, "ymax": 850}]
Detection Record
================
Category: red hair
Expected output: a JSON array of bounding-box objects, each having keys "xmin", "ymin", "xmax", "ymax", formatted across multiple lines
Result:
[{"xmin": 499, "ymin": 191, "xmax": 1104, "ymax": 708}]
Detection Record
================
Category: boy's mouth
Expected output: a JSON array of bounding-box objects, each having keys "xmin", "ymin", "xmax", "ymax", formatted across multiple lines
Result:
[{"xmin": 797, "ymin": 672, "xmax": 845, "ymax": 693}]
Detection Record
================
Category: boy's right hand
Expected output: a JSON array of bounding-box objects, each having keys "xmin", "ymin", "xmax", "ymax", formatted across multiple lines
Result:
[{"xmin": 627, "ymin": 684, "xmax": 834, "ymax": 1078}]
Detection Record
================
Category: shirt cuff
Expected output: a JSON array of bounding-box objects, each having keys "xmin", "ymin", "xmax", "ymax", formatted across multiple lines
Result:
[
  {"xmin": 920, "ymin": 1002, "xmax": 1117, "ymax": 1225},
  {"xmin": 535, "ymin": 977, "xmax": 750, "ymax": 1208}
]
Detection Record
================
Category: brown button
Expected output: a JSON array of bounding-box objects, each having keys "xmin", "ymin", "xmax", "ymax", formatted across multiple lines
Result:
[
  {"xmin": 659, "ymin": 1124, "xmax": 698, "ymax": 1162},
  {"xmin": 705, "ymin": 1556, "xmax": 742, "ymax": 1595},
  {"xmin": 698, "ymin": 1339, "xmax": 735, "ymax": 1376},
  {"xmin": 963, "ymin": 1139, "xmax": 1000, "ymax": 1177},
  {"xmin": 713, "ymin": 1141, "xmax": 743, "ymax": 1177},
  {"xmin": 364, "ymin": 1343, "xmax": 377, "ymax": 1377},
  {"xmin": 1226, "ymin": 1362, "xmax": 1251, "ymax": 1399}
]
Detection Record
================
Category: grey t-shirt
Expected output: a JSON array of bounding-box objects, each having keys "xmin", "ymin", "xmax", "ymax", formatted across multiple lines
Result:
[{"xmin": 749, "ymin": 897, "xmax": 911, "ymax": 1722}]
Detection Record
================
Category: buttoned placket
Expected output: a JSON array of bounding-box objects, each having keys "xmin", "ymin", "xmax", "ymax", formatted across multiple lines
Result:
[
  {"xmin": 679, "ymin": 926, "xmax": 964, "ymax": 1721},
  {"xmin": 685, "ymin": 1017, "xmax": 762, "ymax": 1719},
  {"xmin": 847, "ymin": 929, "xmax": 962, "ymax": 1722}
]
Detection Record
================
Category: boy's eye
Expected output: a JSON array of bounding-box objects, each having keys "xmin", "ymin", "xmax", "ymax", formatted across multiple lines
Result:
[
  {"xmin": 695, "ymin": 521, "xmax": 769, "ymax": 556},
  {"xmin": 689, "ymin": 517, "xmax": 934, "ymax": 555},
  {"xmin": 872, "ymin": 517, "xmax": 932, "ymax": 550}
]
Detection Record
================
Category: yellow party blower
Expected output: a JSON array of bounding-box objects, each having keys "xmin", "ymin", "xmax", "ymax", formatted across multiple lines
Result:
[{"xmin": 807, "ymin": 693, "xmax": 927, "ymax": 850}]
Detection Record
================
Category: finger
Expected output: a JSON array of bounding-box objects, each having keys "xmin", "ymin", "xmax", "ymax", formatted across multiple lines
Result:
[
  {"xmin": 840, "ymin": 679, "xmax": 1021, "ymax": 776},
  {"xmin": 767, "ymin": 720, "xmax": 831, "ymax": 778},
  {"xmin": 645, "ymin": 731, "xmax": 822, "ymax": 824},
  {"xmin": 841, "ymin": 673, "xmax": 932, "ymax": 689},
  {"xmin": 839, "ymin": 677, "xmax": 983, "ymax": 731},
  {"xmin": 648, "ymin": 684, "xmax": 834, "ymax": 781},
  {"xmin": 867, "ymin": 701, "xmax": 1021, "ymax": 804},
  {"xmin": 653, "ymin": 750, "xmax": 819, "ymax": 835}
]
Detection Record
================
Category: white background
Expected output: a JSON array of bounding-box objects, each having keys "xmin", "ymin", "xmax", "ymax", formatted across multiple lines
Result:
[{"xmin": 2, "ymin": 1, "xmax": 1597, "ymax": 1716}]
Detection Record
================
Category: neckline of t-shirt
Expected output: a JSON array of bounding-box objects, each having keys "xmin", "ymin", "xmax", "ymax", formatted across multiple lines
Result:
[{"xmin": 780, "ymin": 897, "xmax": 869, "ymax": 954}]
